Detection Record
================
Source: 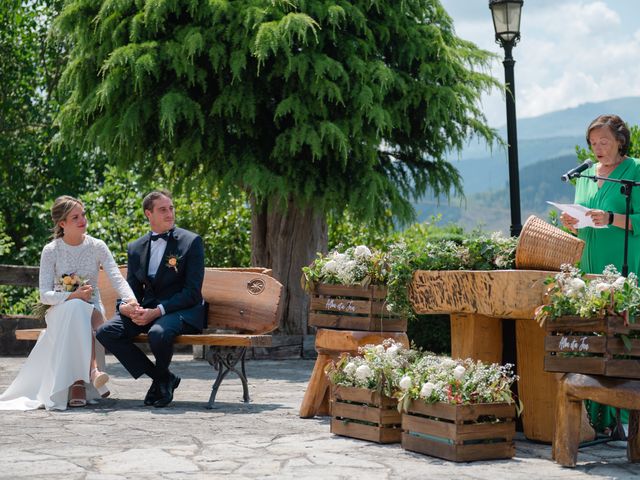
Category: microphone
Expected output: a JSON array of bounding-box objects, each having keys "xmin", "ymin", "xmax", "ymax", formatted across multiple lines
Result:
[{"xmin": 561, "ymin": 160, "xmax": 593, "ymax": 182}]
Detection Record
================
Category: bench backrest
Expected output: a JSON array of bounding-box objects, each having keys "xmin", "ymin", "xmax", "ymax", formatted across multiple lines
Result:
[{"xmin": 98, "ymin": 267, "xmax": 283, "ymax": 335}]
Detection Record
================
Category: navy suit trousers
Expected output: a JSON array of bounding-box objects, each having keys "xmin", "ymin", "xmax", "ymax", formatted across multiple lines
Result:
[{"xmin": 96, "ymin": 305, "xmax": 202, "ymax": 380}]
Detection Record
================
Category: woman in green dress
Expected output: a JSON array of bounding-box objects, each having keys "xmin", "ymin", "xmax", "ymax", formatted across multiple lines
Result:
[{"xmin": 561, "ymin": 114, "xmax": 640, "ymax": 435}]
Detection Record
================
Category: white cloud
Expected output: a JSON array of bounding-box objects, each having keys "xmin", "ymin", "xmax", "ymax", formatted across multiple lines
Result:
[{"xmin": 440, "ymin": 0, "xmax": 640, "ymax": 126}]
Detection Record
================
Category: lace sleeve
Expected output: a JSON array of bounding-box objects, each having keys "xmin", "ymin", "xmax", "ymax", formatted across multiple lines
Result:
[
  {"xmin": 39, "ymin": 242, "xmax": 70, "ymax": 305},
  {"xmin": 97, "ymin": 240, "xmax": 135, "ymax": 301}
]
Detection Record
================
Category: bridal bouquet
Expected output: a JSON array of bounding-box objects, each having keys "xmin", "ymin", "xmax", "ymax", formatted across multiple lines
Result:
[
  {"xmin": 32, "ymin": 272, "xmax": 88, "ymax": 319},
  {"xmin": 55, "ymin": 272, "xmax": 87, "ymax": 292}
]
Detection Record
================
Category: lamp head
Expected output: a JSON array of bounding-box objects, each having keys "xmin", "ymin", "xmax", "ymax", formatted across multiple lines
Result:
[{"xmin": 489, "ymin": 0, "xmax": 523, "ymax": 47}]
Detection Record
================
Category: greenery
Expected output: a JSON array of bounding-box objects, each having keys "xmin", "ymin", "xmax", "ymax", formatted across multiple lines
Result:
[
  {"xmin": 55, "ymin": 0, "xmax": 498, "ymax": 221},
  {"xmin": 81, "ymin": 165, "xmax": 252, "ymax": 266},
  {"xmin": 53, "ymin": 0, "xmax": 501, "ymax": 334},
  {"xmin": 395, "ymin": 355, "xmax": 518, "ymax": 411},
  {"xmin": 0, "ymin": 0, "xmax": 108, "ymax": 266},
  {"xmin": 535, "ymin": 264, "xmax": 640, "ymax": 325},
  {"xmin": 302, "ymin": 230, "xmax": 518, "ymax": 324},
  {"xmin": 325, "ymin": 339, "xmax": 419, "ymax": 398},
  {"xmin": 325, "ymin": 340, "xmax": 518, "ymax": 408}
]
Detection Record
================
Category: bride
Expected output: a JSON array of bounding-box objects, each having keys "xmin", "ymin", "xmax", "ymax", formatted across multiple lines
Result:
[{"xmin": 0, "ymin": 195, "xmax": 136, "ymax": 410}]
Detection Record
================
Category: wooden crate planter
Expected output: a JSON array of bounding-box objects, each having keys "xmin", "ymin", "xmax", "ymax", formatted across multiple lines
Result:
[
  {"xmin": 308, "ymin": 283, "xmax": 407, "ymax": 332},
  {"xmin": 401, "ymin": 400, "xmax": 516, "ymax": 462},
  {"xmin": 544, "ymin": 315, "xmax": 640, "ymax": 379},
  {"xmin": 330, "ymin": 385, "xmax": 402, "ymax": 444}
]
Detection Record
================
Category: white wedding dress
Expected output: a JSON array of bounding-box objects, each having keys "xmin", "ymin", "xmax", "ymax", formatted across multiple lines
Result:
[{"xmin": 0, "ymin": 235, "xmax": 134, "ymax": 410}]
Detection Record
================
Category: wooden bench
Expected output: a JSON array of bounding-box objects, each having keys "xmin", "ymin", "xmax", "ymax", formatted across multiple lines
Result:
[
  {"xmin": 552, "ymin": 373, "xmax": 640, "ymax": 467},
  {"xmin": 15, "ymin": 267, "xmax": 284, "ymax": 408}
]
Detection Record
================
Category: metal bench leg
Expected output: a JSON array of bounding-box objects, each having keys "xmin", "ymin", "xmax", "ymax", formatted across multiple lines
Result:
[{"xmin": 205, "ymin": 346, "xmax": 249, "ymax": 408}]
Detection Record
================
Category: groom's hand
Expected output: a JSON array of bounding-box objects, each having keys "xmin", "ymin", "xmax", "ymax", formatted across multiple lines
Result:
[{"xmin": 130, "ymin": 306, "xmax": 161, "ymax": 326}]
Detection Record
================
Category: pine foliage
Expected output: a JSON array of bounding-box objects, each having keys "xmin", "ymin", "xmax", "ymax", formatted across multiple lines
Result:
[{"xmin": 56, "ymin": 0, "xmax": 499, "ymax": 223}]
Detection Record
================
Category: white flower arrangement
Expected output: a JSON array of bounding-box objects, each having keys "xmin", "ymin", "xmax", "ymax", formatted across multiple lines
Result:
[
  {"xmin": 325, "ymin": 339, "xmax": 419, "ymax": 398},
  {"xmin": 303, "ymin": 245, "xmax": 389, "ymax": 288},
  {"xmin": 535, "ymin": 264, "xmax": 640, "ymax": 326},
  {"xmin": 326, "ymin": 339, "xmax": 519, "ymax": 411},
  {"xmin": 397, "ymin": 356, "xmax": 519, "ymax": 412}
]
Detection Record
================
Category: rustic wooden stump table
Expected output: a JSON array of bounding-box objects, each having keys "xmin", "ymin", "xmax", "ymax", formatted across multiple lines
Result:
[{"xmin": 409, "ymin": 269, "xmax": 559, "ymax": 443}]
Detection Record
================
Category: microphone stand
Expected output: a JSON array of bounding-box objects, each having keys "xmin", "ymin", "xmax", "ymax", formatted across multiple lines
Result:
[{"xmin": 575, "ymin": 172, "xmax": 640, "ymax": 442}]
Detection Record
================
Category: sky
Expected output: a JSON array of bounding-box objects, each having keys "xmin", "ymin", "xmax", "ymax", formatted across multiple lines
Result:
[{"xmin": 439, "ymin": 0, "xmax": 640, "ymax": 127}]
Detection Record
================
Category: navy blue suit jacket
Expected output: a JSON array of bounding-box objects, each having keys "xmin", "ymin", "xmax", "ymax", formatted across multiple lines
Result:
[{"xmin": 126, "ymin": 227, "xmax": 206, "ymax": 330}]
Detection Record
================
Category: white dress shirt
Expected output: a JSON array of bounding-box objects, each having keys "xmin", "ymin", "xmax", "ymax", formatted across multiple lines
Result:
[{"xmin": 147, "ymin": 232, "xmax": 167, "ymax": 315}]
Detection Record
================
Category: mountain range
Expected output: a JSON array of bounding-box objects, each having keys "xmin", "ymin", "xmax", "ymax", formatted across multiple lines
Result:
[{"xmin": 414, "ymin": 96, "xmax": 640, "ymax": 233}]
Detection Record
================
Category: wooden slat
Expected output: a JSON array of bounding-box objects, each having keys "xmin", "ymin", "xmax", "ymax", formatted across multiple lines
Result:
[
  {"xmin": 407, "ymin": 400, "xmax": 515, "ymax": 423},
  {"xmin": 401, "ymin": 433, "xmax": 515, "ymax": 462},
  {"xmin": 606, "ymin": 338, "xmax": 640, "ymax": 356},
  {"xmin": 544, "ymin": 355, "xmax": 605, "ymax": 375},
  {"xmin": 14, "ymin": 328, "xmax": 42, "ymax": 341},
  {"xmin": 313, "ymin": 283, "xmax": 387, "ymax": 299},
  {"xmin": 332, "ymin": 385, "xmax": 397, "ymax": 408},
  {"xmin": 308, "ymin": 312, "xmax": 407, "ymax": 332},
  {"xmin": 16, "ymin": 328, "xmax": 272, "ymax": 347},
  {"xmin": 315, "ymin": 329, "xmax": 409, "ymax": 355},
  {"xmin": 331, "ymin": 401, "xmax": 400, "ymax": 425},
  {"xmin": 605, "ymin": 360, "xmax": 640, "ymax": 379},
  {"xmin": 310, "ymin": 297, "xmax": 374, "ymax": 315},
  {"xmin": 0, "ymin": 264, "xmax": 39, "ymax": 287},
  {"xmin": 402, "ymin": 413, "xmax": 455, "ymax": 439},
  {"xmin": 132, "ymin": 333, "xmax": 272, "ymax": 347},
  {"xmin": 544, "ymin": 335, "xmax": 607, "ymax": 354},
  {"xmin": 331, "ymin": 418, "xmax": 401, "ymax": 443}
]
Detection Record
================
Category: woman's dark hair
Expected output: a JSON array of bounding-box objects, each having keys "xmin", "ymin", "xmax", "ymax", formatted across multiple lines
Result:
[{"xmin": 586, "ymin": 114, "xmax": 631, "ymax": 156}]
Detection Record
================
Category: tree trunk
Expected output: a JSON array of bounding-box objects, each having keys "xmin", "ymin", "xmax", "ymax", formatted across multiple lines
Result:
[{"xmin": 251, "ymin": 196, "xmax": 327, "ymax": 335}]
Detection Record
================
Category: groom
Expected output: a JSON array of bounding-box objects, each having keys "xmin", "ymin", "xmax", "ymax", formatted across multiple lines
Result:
[{"xmin": 97, "ymin": 190, "xmax": 206, "ymax": 407}]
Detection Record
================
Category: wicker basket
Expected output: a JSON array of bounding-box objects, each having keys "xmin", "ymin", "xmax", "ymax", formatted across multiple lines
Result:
[{"xmin": 515, "ymin": 215, "xmax": 584, "ymax": 271}]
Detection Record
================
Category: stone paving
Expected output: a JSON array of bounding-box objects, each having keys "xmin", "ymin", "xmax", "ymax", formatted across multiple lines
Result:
[{"xmin": 0, "ymin": 354, "xmax": 638, "ymax": 479}]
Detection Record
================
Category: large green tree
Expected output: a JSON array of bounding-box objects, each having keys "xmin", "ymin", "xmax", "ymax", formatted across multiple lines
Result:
[{"xmin": 56, "ymin": 0, "xmax": 498, "ymax": 334}]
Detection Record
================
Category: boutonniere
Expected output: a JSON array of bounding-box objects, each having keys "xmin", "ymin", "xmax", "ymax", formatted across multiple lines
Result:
[{"xmin": 165, "ymin": 254, "xmax": 180, "ymax": 273}]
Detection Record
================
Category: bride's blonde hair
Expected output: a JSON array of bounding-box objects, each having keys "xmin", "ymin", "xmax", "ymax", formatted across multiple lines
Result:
[{"xmin": 51, "ymin": 195, "xmax": 84, "ymax": 238}]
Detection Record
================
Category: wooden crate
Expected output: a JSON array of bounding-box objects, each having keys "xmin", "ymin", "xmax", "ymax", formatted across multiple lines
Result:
[
  {"xmin": 308, "ymin": 283, "xmax": 407, "ymax": 332},
  {"xmin": 330, "ymin": 385, "xmax": 402, "ymax": 444},
  {"xmin": 544, "ymin": 315, "xmax": 640, "ymax": 379},
  {"xmin": 401, "ymin": 400, "xmax": 516, "ymax": 462}
]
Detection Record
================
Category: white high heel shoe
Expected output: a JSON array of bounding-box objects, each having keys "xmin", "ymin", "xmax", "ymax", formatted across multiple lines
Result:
[{"xmin": 96, "ymin": 383, "xmax": 110, "ymax": 398}]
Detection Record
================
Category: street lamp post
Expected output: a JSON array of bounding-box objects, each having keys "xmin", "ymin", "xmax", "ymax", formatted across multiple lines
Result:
[{"xmin": 490, "ymin": 0, "xmax": 524, "ymax": 237}]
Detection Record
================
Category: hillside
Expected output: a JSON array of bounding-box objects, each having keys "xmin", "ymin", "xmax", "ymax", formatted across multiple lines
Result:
[{"xmin": 413, "ymin": 96, "xmax": 640, "ymax": 232}]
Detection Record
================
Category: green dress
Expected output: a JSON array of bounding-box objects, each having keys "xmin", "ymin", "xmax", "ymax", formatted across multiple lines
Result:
[{"xmin": 574, "ymin": 157, "xmax": 640, "ymax": 433}]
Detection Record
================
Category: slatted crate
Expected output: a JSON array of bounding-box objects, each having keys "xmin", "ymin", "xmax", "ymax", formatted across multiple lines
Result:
[
  {"xmin": 544, "ymin": 315, "xmax": 640, "ymax": 379},
  {"xmin": 330, "ymin": 385, "xmax": 402, "ymax": 444},
  {"xmin": 401, "ymin": 400, "xmax": 516, "ymax": 462},
  {"xmin": 308, "ymin": 283, "xmax": 407, "ymax": 332}
]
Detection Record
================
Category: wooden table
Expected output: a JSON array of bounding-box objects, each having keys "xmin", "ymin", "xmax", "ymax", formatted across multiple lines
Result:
[{"xmin": 409, "ymin": 269, "xmax": 557, "ymax": 443}]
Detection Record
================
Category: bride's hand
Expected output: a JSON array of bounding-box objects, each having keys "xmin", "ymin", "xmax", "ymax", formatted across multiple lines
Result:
[{"xmin": 69, "ymin": 284, "xmax": 93, "ymax": 302}]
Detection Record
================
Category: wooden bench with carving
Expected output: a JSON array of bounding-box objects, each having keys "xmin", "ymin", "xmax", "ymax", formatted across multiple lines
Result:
[
  {"xmin": 15, "ymin": 267, "xmax": 283, "ymax": 408},
  {"xmin": 552, "ymin": 373, "xmax": 640, "ymax": 467}
]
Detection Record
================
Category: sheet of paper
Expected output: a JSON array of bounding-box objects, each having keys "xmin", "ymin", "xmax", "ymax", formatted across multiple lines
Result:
[{"xmin": 547, "ymin": 201, "xmax": 606, "ymax": 229}]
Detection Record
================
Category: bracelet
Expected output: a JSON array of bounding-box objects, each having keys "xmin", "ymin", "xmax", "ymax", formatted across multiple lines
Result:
[{"xmin": 608, "ymin": 211, "xmax": 614, "ymax": 225}]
